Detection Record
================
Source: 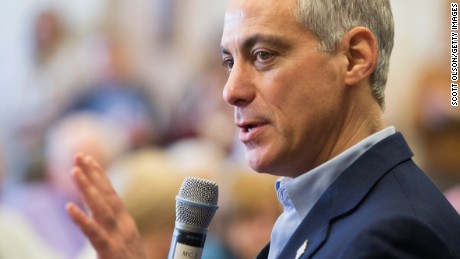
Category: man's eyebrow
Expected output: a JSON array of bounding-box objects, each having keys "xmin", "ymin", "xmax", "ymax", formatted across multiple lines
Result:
[
  {"xmin": 243, "ymin": 34, "xmax": 291, "ymax": 51},
  {"xmin": 220, "ymin": 46, "xmax": 231, "ymax": 56},
  {"xmin": 220, "ymin": 34, "xmax": 290, "ymax": 56}
]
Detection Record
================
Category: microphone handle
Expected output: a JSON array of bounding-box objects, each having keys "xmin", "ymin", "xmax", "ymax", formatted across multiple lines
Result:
[{"xmin": 168, "ymin": 223, "xmax": 208, "ymax": 259}]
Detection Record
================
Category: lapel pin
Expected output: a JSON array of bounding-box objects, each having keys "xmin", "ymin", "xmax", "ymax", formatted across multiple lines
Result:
[{"xmin": 295, "ymin": 240, "xmax": 308, "ymax": 259}]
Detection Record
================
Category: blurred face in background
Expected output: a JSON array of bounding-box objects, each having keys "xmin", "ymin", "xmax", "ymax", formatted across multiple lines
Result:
[
  {"xmin": 221, "ymin": 0, "xmax": 347, "ymax": 177},
  {"xmin": 34, "ymin": 10, "xmax": 63, "ymax": 58},
  {"xmin": 222, "ymin": 173, "xmax": 282, "ymax": 259},
  {"xmin": 45, "ymin": 113, "xmax": 127, "ymax": 200},
  {"xmin": 224, "ymin": 200, "xmax": 279, "ymax": 259}
]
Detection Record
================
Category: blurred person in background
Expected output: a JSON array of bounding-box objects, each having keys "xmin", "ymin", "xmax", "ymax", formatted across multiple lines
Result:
[
  {"xmin": 166, "ymin": 137, "xmax": 228, "ymax": 177},
  {"xmin": 220, "ymin": 172, "xmax": 282, "ymax": 259},
  {"xmin": 6, "ymin": 7, "xmax": 87, "ymax": 185},
  {"xmin": 3, "ymin": 111, "xmax": 128, "ymax": 259},
  {"xmin": 65, "ymin": 35, "xmax": 163, "ymax": 149},
  {"xmin": 0, "ymin": 143, "xmax": 60, "ymax": 259},
  {"xmin": 410, "ymin": 0, "xmax": 460, "ymax": 210},
  {"xmin": 168, "ymin": 53, "xmax": 235, "ymax": 153},
  {"xmin": 412, "ymin": 39, "xmax": 460, "ymax": 192}
]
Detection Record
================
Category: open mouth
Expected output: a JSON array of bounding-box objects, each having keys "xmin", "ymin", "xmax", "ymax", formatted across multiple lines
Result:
[
  {"xmin": 237, "ymin": 121, "xmax": 267, "ymax": 142},
  {"xmin": 244, "ymin": 124, "xmax": 257, "ymax": 132}
]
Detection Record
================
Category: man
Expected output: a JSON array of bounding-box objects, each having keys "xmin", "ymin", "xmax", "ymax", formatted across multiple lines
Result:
[{"xmin": 67, "ymin": 0, "xmax": 460, "ymax": 258}]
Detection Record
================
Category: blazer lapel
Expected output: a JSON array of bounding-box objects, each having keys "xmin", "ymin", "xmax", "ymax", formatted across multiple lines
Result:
[
  {"xmin": 276, "ymin": 133, "xmax": 413, "ymax": 258},
  {"xmin": 255, "ymin": 243, "xmax": 270, "ymax": 259},
  {"xmin": 277, "ymin": 187, "xmax": 333, "ymax": 258}
]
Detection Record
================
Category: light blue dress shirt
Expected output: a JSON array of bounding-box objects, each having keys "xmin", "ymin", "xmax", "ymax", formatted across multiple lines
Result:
[{"xmin": 268, "ymin": 126, "xmax": 396, "ymax": 259}]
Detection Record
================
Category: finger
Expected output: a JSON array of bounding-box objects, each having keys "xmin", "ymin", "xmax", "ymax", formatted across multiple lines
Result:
[
  {"xmin": 87, "ymin": 156, "xmax": 118, "ymax": 197},
  {"xmin": 66, "ymin": 202, "xmax": 110, "ymax": 250},
  {"xmin": 77, "ymin": 155, "xmax": 124, "ymax": 212},
  {"xmin": 71, "ymin": 166, "xmax": 116, "ymax": 227},
  {"xmin": 74, "ymin": 153, "xmax": 86, "ymax": 168},
  {"xmin": 75, "ymin": 155, "xmax": 115, "ymax": 197}
]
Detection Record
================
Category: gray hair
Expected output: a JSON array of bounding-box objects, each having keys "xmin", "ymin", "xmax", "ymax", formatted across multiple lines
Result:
[{"xmin": 294, "ymin": 0, "xmax": 394, "ymax": 108}]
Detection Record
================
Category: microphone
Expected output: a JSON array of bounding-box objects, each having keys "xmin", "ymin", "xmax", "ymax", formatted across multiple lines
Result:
[{"xmin": 168, "ymin": 176, "xmax": 219, "ymax": 259}]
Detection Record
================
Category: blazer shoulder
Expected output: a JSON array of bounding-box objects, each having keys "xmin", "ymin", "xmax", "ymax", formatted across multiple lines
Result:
[{"xmin": 338, "ymin": 215, "xmax": 459, "ymax": 259}]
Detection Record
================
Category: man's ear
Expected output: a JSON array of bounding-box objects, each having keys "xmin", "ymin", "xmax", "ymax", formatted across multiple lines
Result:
[{"xmin": 340, "ymin": 27, "xmax": 378, "ymax": 86}]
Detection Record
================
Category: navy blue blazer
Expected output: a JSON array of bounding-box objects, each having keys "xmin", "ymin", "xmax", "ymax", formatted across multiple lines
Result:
[{"xmin": 256, "ymin": 133, "xmax": 460, "ymax": 259}]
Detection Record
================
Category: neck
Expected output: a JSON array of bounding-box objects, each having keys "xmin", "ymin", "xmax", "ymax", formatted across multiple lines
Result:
[
  {"xmin": 297, "ymin": 84, "xmax": 386, "ymax": 177},
  {"xmin": 325, "ymin": 83, "xmax": 386, "ymax": 165}
]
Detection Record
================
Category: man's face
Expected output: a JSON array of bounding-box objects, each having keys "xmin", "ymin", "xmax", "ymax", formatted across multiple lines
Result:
[{"xmin": 221, "ymin": 0, "xmax": 348, "ymax": 177}]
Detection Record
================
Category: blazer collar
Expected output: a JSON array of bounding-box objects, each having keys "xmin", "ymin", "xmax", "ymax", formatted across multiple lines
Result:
[{"xmin": 269, "ymin": 132, "xmax": 413, "ymax": 259}]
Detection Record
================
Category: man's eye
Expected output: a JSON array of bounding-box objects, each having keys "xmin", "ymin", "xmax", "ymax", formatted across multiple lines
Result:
[
  {"xmin": 222, "ymin": 58, "xmax": 234, "ymax": 70},
  {"xmin": 255, "ymin": 51, "xmax": 273, "ymax": 62}
]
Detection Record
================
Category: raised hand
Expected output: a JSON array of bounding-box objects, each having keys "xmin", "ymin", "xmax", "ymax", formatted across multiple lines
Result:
[{"xmin": 66, "ymin": 154, "xmax": 146, "ymax": 259}]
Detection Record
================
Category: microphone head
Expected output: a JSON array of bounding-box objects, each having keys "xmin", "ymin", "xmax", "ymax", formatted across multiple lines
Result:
[{"xmin": 175, "ymin": 176, "xmax": 219, "ymax": 229}]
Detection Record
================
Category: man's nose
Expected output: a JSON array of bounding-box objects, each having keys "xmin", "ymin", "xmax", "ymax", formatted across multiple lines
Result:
[{"xmin": 222, "ymin": 65, "xmax": 256, "ymax": 107}]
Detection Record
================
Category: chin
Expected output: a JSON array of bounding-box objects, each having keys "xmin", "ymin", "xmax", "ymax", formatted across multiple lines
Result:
[
  {"xmin": 246, "ymin": 152, "xmax": 300, "ymax": 177},
  {"xmin": 245, "ymin": 142, "xmax": 295, "ymax": 175},
  {"xmin": 246, "ymin": 152, "xmax": 281, "ymax": 175},
  {"xmin": 246, "ymin": 157, "xmax": 268, "ymax": 174}
]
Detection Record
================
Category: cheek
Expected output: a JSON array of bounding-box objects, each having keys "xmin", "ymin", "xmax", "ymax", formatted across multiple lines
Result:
[
  {"xmin": 288, "ymin": 60, "xmax": 344, "ymax": 112},
  {"xmin": 268, "ymin": 62, "xmax": 343, "ymax": 139},
  {"xmin": 264, "ymin": 71, "xmax": 319, "ymax": 127}
]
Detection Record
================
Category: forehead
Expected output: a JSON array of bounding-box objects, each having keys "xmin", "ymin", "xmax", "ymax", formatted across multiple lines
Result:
[
  {"xmin": 224, "ymin": 0, "xmax": 290, "ymax": 22},
  {"xmin": 222, "ymin": 0, "xmax": 300, "ymax": 43}
]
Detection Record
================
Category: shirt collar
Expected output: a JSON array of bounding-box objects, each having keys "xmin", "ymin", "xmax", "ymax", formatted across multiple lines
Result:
[{"xmin": 275, "ymin": 126, "xmax": 396, "ymax": 220}]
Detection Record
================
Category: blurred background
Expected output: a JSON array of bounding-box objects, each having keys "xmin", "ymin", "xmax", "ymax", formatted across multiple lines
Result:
[{"xmin": 0, "ymin": 0, "xmax": 458, "ymax": 258}]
